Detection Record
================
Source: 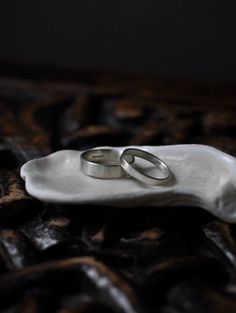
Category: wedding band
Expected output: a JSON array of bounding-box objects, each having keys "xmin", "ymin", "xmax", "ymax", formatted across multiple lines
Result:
[
  {"xmin": 120, "ymin": 148, "xmax": 170, "ymax": 186},
  {"xmin": 80, "ymin": 149, "xmax": 133, "ymax": 179}
]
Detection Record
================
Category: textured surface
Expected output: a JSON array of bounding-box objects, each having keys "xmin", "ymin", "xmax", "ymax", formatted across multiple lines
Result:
[
  {"xmin": 21, "ymin": 145, "xmax": 236, "ymax": 223},
  {"xmin": 0, "ymin": 66, "xmax": 236, "ymax": 312}
]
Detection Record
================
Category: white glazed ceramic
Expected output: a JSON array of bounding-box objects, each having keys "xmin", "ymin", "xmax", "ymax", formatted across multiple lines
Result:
[{"xmin": 20, "ymin": 144, "xmax": 236, "ymax": 223}]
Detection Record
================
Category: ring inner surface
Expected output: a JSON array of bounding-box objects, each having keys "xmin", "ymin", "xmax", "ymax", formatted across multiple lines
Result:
[{"xmin": 87, "ymin": 150, "xmax": 120, "ymax": 166}]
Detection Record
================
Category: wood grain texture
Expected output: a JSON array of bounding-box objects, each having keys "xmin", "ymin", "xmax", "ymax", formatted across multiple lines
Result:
[{"xmin": 0, "ymin": 65, "xmax": 236, "ymax": 312}]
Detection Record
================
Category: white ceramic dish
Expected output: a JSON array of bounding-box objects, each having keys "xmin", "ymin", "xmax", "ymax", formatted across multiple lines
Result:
[{"xmin": 20, "ymin": 144, "xmax": 236, "ymax": 223}]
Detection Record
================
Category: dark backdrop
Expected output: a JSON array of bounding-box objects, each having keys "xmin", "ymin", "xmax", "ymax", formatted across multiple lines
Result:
[{"xmin": 1, "ymin": 1, "xmax": 236, "ymax": 80}]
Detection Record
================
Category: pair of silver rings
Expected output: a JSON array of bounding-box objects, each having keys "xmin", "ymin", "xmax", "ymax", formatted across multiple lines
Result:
[{"xmin": 80, "ymin": 148, "xmax": 171, "ymax": 186}]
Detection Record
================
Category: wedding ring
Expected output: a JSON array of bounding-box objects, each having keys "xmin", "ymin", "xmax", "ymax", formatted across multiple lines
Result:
[
  {"xmin": 120, "ymin": 148, "xmax": 170, "ymax": 186},
  {"xmin": 80, "ymin": 149, "xmax": 133, "ymax": 179}
]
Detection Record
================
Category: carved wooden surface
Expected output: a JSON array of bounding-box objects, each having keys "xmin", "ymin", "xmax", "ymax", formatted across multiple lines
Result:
[{"xmin": 0, "ymin": 66, "xmax": 236, "ymax": 312}]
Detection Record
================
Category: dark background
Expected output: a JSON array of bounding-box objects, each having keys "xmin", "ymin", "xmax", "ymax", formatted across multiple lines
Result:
[{"xmin": 1, "ymin": 1, "xmax": 236, "ymax": 80}]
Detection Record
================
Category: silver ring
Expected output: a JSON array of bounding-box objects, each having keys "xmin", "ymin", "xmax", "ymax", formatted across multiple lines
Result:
[
  {"xmin": 120, "ymin": 148, "xmax": 170, "ymax": 186},
  {"xmin": 80, "ymin": 149, "xmax": 133, "ymax": 179}
]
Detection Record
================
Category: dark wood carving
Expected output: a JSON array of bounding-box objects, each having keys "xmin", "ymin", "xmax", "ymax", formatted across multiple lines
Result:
[{"xmin": 0, "ymin": 65, "xmax": 236, "ymax": 312}]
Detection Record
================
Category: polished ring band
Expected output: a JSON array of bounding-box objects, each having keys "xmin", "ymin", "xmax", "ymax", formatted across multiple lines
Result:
[
  {"xmin": 80, "ymin": 149, "xmax": 133, "ymax": 179},
  {"xmin": 120, "ymin": 148, "xmax": 170, "ymax": 186}
]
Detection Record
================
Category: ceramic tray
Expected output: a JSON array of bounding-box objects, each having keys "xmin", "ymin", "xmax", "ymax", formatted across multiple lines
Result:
[{"xmin": 21, "ymin": 144, "xmax": 236, "ymax": 223}]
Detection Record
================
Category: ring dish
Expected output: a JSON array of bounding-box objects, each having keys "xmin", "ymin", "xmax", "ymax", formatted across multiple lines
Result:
[{"xmin": 21, "ymin": 144, "xmax": 236, "ymax": 223}]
